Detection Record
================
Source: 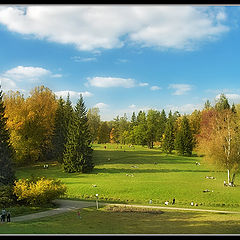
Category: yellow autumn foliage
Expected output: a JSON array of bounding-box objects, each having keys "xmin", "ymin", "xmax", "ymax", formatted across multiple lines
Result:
[{"xmin": 13, "ymin": 177, "xmax": 67, "ymax": 205}]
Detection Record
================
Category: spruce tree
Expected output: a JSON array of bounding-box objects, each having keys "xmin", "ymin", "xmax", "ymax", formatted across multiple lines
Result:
[
  {"xmin": 52, "ymin": 97, "xmax": 68, "ymax": 163},
  {"xmin": 175, "ymin": 115, "xmax": 193, "ymax": 156},
  {"xmin": 0, "ymin": 87, "xmax": 15, "ymax": 186},
  {"xmin": 162, "ymin": 111, "xmax": 175, "ymax": 154},
  {"xmin": 63, "ymin": 94, "xmax": 94, "ymax": 173}
]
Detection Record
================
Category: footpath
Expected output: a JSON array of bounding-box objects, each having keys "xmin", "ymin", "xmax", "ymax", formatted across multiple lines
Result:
[{"xmin": 10, "ymin": 199, "xmax": 240, "ymax": 222}]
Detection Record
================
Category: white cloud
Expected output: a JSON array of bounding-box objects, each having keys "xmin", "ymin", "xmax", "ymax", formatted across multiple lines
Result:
[
  {"xmin": 150, "ymin": 85, "xmax": 161, "ymax": 91},
  {"xmin": 215, "ymin": 93, "xmax": 240, "ymax": 101},
  {"xmin": 0, "ymin": 6, "xmax": 229, "ymax": 51},
  {"xmin": 0, "ymin": 65, "xmax": 62, "ymax": 93},
  {"xmin": 139, "ymin": 82, "xmax": 149, "ymax": 87},
  {"xmin": 3, "ymin": 66, "xmax": 50, "ymax": 82},
  {"xmin": 168, "ymin": 84, "xmax": 193, "ymax": 95},
  {"xmin": 54, "ymin": 90, "xmax": 93, "ymax": 98},
  {"xmin": 166, "ymin": 103, "xmax": 203, "ymax": 114},
  {"xmin": 87, "ymin": 77, "xmax": 136, "ymax": 88},
  {"xmin": 0, "ymin": 77, "xmax": 17, "ymax": 91},
  {"xmin": 94, "ymin": 102, "xmax": 109, "ymax": 109}
]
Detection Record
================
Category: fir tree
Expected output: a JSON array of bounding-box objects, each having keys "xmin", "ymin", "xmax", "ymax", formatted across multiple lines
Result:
[
  {"xmin": 63, "ymin": 94, "xmax": 94, "ymax": 173},
  {"xmin": 215, "ymin": 93, "xmax": 230, "ymax": 111},
  {"xmin": 0, "ymin": 87, "xmax": 15, "ymax": 186},
  {"xmin": 175, "ymin": 115, "xmax": 193, "ymax": 156},
  {"xmin": 52, "ymin": 97, "xmax": 69, "ymax": 163},
  {"xmin": 162, "ymin": 111, "xmax": 175, "ymax": 154}
]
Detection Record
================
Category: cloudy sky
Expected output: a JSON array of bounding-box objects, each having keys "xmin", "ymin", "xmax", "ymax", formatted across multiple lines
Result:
[{"xmin": 0, "ymin": 5, "xmax": 240, "ymax": 120}]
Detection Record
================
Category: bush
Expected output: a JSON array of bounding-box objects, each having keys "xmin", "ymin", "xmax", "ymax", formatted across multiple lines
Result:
[{"xmin": 13, "ymin": 177, "xmax": 67, "ymax": 206}]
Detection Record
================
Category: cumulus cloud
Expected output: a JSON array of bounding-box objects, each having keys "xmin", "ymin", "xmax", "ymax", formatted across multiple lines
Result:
[
  {"xmin": 87, "ymin": 77, "xmax": 136, "ymax": 88},
  {"xmin": 94, "ymin": 102, "xmax": 110, "ymax": 110},
  {"xmin": 0, "ymin": 65, "xmax": 59, "ymax": 92},
  {"xmin": 0, "ymin": 5, "xmax": 229, "ymax": 51},
  {"xmin": 168, "ymin": 84, "xmax": 193, "ymax": 95},
  {"xmin": 3, "ymin": 66, "xmax": 50, "ymax": 82},
  {"xmin": 54, "ymin": 90, "xmax": 93, "ymax": 98}
]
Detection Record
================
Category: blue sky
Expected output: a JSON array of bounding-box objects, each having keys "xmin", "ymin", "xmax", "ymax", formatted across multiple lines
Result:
[{"xmin": 1, "ymin": 5, "xmax": 240, "ymax": 120}]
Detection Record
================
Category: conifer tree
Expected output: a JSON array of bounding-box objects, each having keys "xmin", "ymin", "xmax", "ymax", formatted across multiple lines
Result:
[
  {"xmin": 175, "ymin": 115, "xmax": 193, "ymax": 156},
  {"xmin": 52, "ymin": 97, "xmax": 68, "ymax": 163},
  {"xmin": 0, "ymin": 87, "xmax": 15, "ymax": 186},
  {"xmin": 63, "ymin": 94, "xmax": 94, "ymax": 173},
  {"xmin": 162, "ymin": 111, "xmax": 175, "ymax": 154}
]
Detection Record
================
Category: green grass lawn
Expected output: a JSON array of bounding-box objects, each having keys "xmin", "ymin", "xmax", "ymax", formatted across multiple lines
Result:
[
  {"xmin": 3, "ymin": 143, "xmax": 240, "ymax": 234},
  {"xmin": 1, "ymin": 205, "xmax": 240, "ymax": 234},
  {"xmin": 16, "ymin": 143, "xmax": 240, "ymax": 211}
]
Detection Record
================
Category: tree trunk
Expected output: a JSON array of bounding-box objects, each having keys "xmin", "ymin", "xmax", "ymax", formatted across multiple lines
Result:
[{"xmin": 227, "ymin": 169, "xmax": 231, "ymax": 184}]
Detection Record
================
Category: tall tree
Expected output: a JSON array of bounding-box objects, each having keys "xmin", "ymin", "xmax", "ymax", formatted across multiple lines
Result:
[
  {"xmin": 162, "ymin": 111, "xmax": 175, "ymax": 154},
  {"xmin": 157, "ymin": 109, "xmax": 167, "ymax": 143},
  {"xmin": 215, "ymin": 93, "xmax": 230, "ymax": 111},
  {"xmin": 52, "ymin": 97, "xmax": 70, "ymax": 163},
  {"xmin": 175, "ymin": 115, "xmax": 193, "ymax": 156},
  {"xmin": 63, "ymin": 95, "xmax": 94, "ymax": 173},
  {"xmin": 0, "ymin": 87, "xmax": 15, "ymax": 185},
  {"xmin": 87, "ymin": 107, "xmax": 101, "ymax": 143},
  {"xmin": 119, "ymin": 113, "xmax": 130, "ymax": 144},
  {"xmin": 197, "ymin": 108, "xmax": 240, "ymax": 185},
  {"xmin": 146, "ymin": 109, "xmax": 159, "ymax": 148},
  {"xmin": 3, "ymin": 91, "xmax": 26, "ymax": 165},
  {"xmin": 98, "ymin": 121, "xmax": 110, "ymax": 144}
]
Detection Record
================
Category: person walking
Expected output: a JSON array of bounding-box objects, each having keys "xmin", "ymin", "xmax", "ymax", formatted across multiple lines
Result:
[
  {"xmin": 1, "ymin": 209, "xmax": 6, "ymax": 222},
  {"xmin": 6, "ymin": 211, "xmax": 11, "ymax": 222}
]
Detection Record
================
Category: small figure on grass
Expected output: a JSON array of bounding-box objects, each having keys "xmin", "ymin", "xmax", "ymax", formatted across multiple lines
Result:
[
  {"xmin": 1, "ymin": 209, "xmax": 6, "ymax": 222},
  {"xmin": 77, "ymin": 211, "xmax": 81, "ymax": 219},
  {"xmin": 6, "ymin": 211, "xmax": 10, "ymax": 222},
  {"xmin": 172, "ymin": 198, "xmax": 175, "ymax": 205}
]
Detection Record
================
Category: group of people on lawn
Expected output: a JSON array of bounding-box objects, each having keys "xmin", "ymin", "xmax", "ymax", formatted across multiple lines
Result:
[{"xmin": 0, "ymin": 208, "xmax": 10, "ymax": 222}]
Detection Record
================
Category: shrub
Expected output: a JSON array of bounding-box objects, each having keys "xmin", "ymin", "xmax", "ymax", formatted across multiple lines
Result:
[{"xmin": 13, "ymin": 177, "xmax": 67, "ymax": 206}]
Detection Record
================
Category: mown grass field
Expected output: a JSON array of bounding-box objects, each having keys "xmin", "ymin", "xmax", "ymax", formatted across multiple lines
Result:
[
  {"xmin": 16, "ymin": 143, "xmax": 240, "ymax": 210},
  {"xmin": 3, "ymin": 143, "xmax": 239, "ymax": 234},
  {"xmin": 1, "ymin": 205, "xmax": 240, "ymax": 234}
]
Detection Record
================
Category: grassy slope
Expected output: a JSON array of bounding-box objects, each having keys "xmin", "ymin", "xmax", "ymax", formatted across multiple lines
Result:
[{"xmin": 15, "ymin": 143, "xmax": 240, "ymax": 210}]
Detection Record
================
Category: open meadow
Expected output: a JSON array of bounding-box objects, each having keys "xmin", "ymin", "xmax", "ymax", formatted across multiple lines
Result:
[
  {"xmin": 16, "ymin": 144, "xmax": 240, "ymax": 210},
  {"xmin": 1, "ymin": 143, "xmax": 240, "ymax": 234}
]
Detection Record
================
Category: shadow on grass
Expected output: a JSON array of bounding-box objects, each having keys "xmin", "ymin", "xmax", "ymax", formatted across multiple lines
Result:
[
  {"xmin": 93, "ymin": 149, "xmax": 201, "ymax": 165},
  {"xmin": 93, "ymin": 167, "xmax": 209, "ymax": 174},
  {"xmin": 102, "ymin": 207, "xmax": 240, "ymax": 234}
]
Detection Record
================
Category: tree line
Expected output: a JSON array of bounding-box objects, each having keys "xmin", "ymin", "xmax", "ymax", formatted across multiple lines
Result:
[
  {"xmin": 1, "ymin": 84, "xmax": 240, "ymax": 187},
  {"xmin": 1, "ymin": 85, "xmax": 94, "ymax": 179}
]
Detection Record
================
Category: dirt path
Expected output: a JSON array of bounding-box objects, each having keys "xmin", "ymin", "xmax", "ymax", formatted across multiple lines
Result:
[
  {"xmin": 11, "ymin": 199, "xmax": 97, "ymax": 222},
  {"xmin": 10, "ymin": 199, "xmax": 240, "ymax": 222}
]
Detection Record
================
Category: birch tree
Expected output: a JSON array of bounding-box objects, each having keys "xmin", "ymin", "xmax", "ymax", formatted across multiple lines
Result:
[{"xmin": 197, "ymin": 108, "xmax": 240, "ymax": 185}]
